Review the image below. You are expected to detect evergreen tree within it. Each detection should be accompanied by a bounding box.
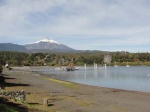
[0,65,3,74]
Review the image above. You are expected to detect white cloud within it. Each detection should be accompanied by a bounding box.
[0,0,150,52]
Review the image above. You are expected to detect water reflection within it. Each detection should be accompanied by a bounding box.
[84,71,86,79]
[94,70,98,79]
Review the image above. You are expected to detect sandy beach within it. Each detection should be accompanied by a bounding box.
[1,67,150,112]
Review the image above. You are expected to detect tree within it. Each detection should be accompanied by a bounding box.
[0,65,3,74]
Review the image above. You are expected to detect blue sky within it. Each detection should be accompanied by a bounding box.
[0,0,150,52]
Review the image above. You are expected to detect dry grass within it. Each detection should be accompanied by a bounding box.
[40,76,79,89]
[107,105,128,112]
[77,99,91,107]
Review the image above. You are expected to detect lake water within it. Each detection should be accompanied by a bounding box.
[35,66,150,92]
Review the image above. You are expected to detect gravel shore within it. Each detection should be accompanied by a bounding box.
[1,67,150,112]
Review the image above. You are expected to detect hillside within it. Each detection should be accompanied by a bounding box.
[0,43,27,52]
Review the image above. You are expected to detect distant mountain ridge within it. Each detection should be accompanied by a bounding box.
[0,43,28,52]
[0,37,76,53]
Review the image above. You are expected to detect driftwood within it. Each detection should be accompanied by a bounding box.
[43,98,51,106]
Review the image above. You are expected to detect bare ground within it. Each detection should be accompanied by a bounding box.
[1,67,150,112]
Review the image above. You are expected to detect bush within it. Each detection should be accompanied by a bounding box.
[0,104,16,112]
[0,65,3,74]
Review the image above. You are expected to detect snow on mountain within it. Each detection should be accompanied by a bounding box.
[31,37,59,45]
[24,37,76,52]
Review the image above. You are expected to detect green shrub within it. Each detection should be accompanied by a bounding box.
[0,104,16,112]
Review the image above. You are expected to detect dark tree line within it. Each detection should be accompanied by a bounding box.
[0,51,150,67]
[0,65,2,74]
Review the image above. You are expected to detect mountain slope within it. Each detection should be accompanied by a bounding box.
[0,37,76,53]
[24,37,75,52]
[0,43,28,52]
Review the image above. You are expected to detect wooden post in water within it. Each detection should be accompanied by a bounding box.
[94,63,98,70]
[84,64,86,70]
[96,64,97,70]
[104,64,107,69]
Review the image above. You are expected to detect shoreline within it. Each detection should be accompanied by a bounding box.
[41,74,150,94]
[2,67,150,112]
[14,66,150,93]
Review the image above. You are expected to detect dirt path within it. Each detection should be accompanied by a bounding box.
[1,67,150,112]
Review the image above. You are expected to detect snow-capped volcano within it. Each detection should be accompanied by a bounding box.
[24,37,75,52]
[32,37,59,45]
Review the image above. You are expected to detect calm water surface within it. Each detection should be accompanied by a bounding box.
[36,66,150,92]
